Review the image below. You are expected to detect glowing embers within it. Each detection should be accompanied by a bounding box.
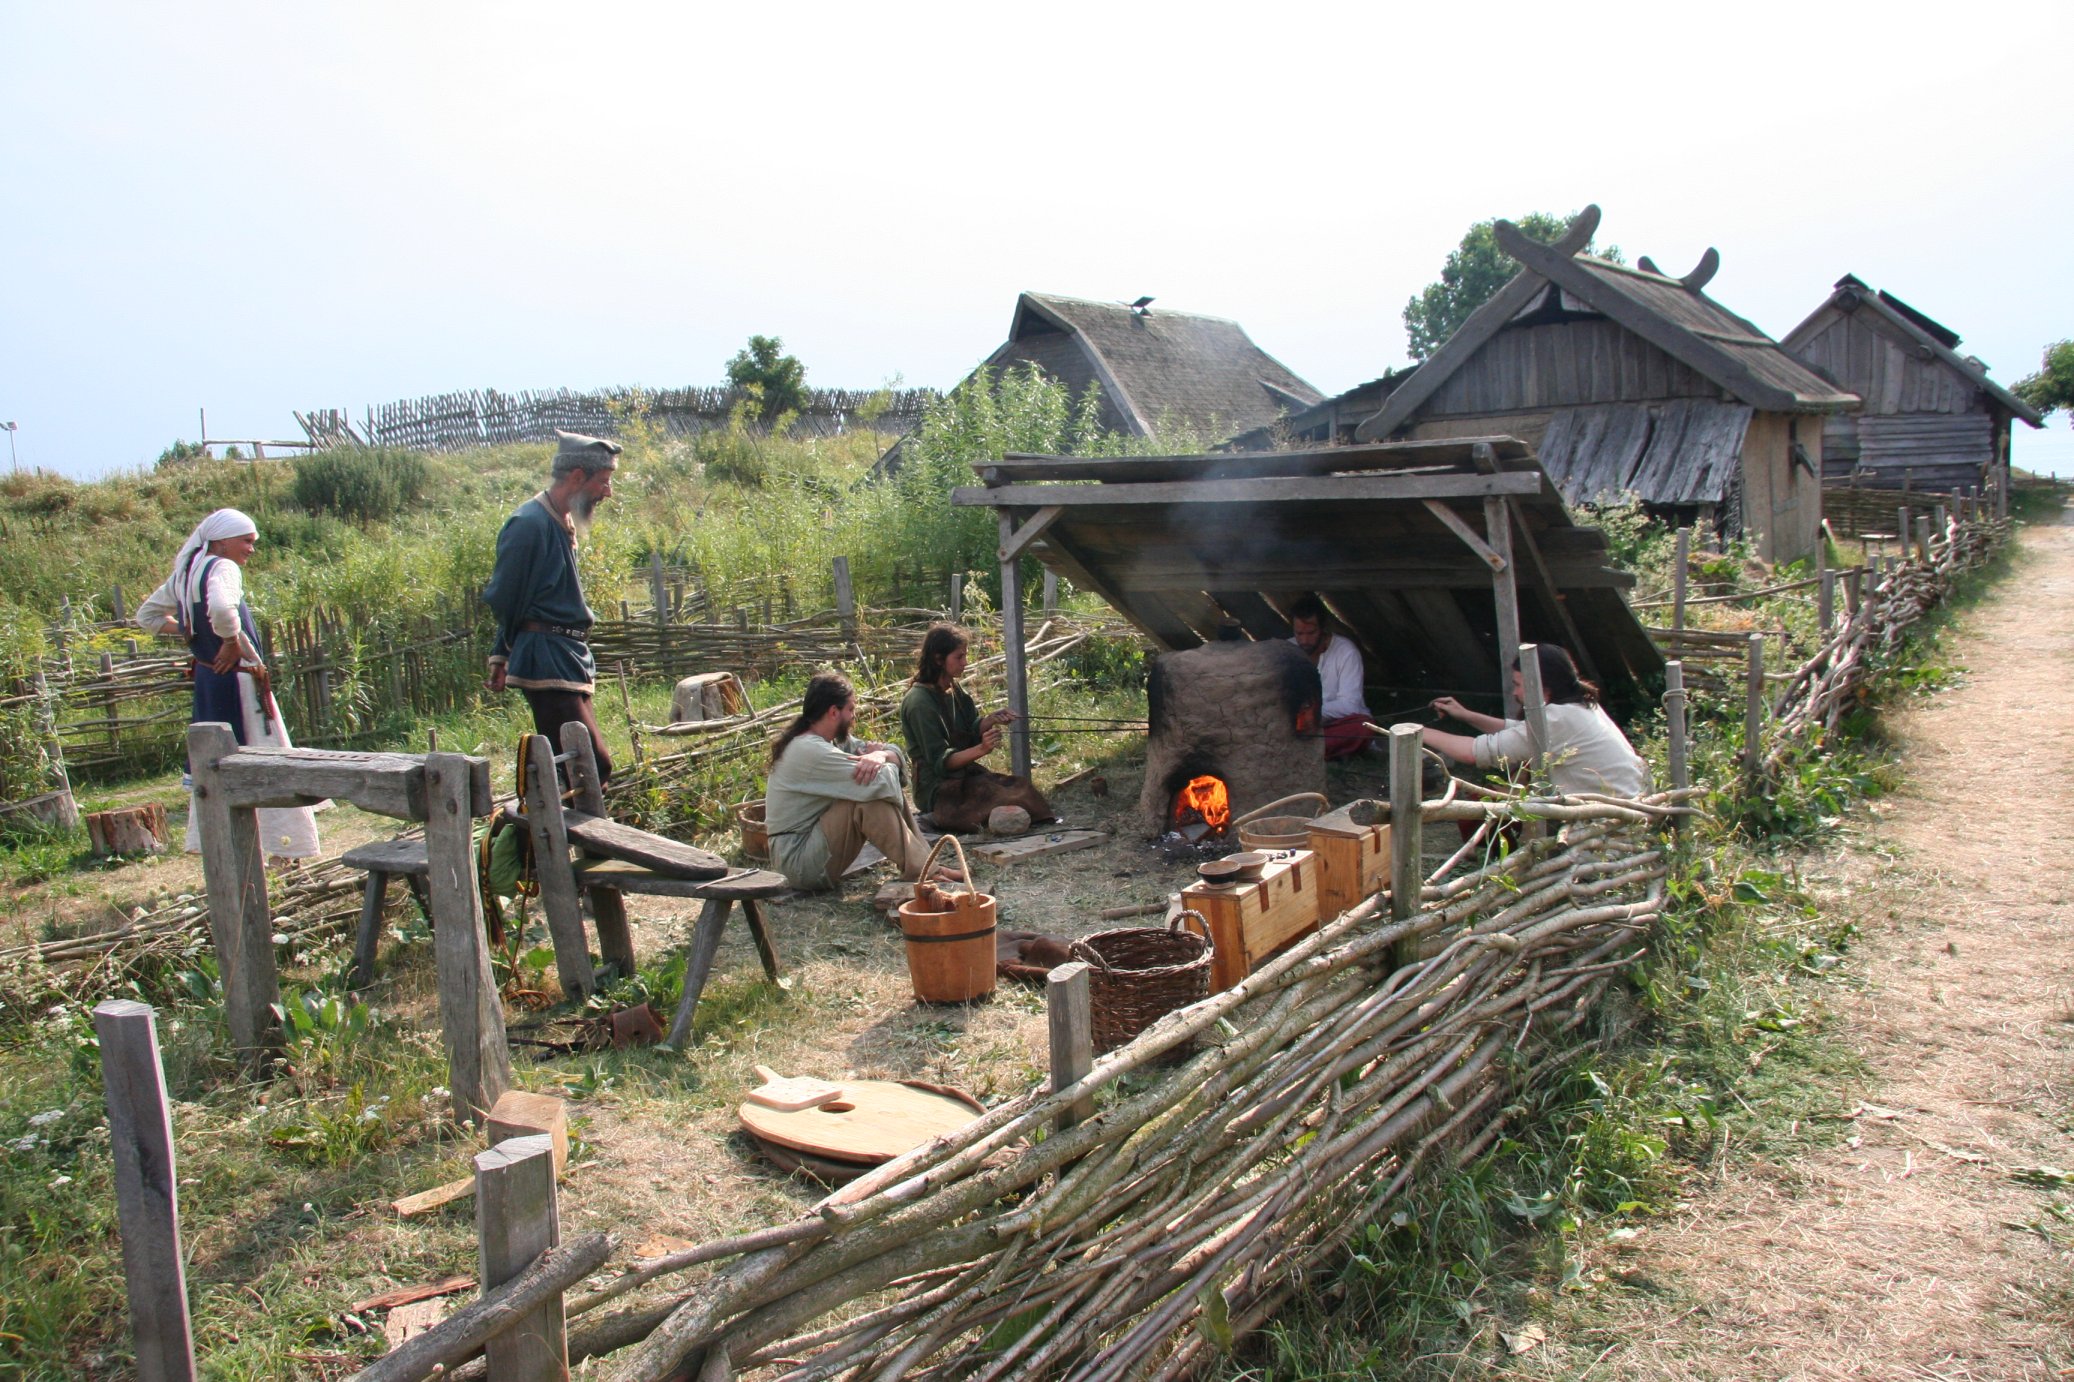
[1170,774,1231,841]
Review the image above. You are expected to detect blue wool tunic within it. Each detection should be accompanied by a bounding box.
[483,496,597,693]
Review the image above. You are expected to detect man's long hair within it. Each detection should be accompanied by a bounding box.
[912,623,968,687]
[1516,644,1600,707]
[770,672,855,767]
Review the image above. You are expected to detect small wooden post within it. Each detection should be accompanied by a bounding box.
[648,552,668,629]
[426,751,512,1124]
[1915,515,1931,562]
[188,722,279,1066]
[999,515,1031,780]
[1483,497,1521,721]
[1042,570,1058,615]
[832,556,856,643]
[1818,566,1836,636]
[521,735,596,1000]
[476,1134,566,1381]
[101,651,120,756]
[1664,661,1689,807]
[1896,507,1911,560]
[1672,527,1691,635]
[94,1000,198,1382]
[1742,634,1766,789]
[1387,724,1424,966]
[950,572,965,623]
[33,671,73,806]
[1047,961,1094,1131]
[561,722,636,978]
[111,582,127,622]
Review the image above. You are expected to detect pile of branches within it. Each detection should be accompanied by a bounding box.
[377,793,1671,1382]
[1766,509,2005,769]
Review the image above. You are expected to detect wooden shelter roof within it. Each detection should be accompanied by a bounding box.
[1782,274,2045,427]
[1355,207,1857,446]
[952,437,1663,710]
[989,292,1324,440]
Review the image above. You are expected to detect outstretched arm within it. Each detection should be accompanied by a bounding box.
[1430,696,1506,735]
[1421,726,1479,766]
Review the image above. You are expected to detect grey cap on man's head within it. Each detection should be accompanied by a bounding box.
[552,430,623,475]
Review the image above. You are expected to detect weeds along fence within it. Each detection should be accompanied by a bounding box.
[312,386,941,454]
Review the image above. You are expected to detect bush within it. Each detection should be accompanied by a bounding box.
[290,448,431,524]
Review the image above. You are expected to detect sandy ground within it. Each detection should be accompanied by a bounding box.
[1535,520,2074,1380]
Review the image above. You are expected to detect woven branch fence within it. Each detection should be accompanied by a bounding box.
[317,386,940,455]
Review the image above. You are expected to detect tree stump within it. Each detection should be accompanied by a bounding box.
[87,804,169,858]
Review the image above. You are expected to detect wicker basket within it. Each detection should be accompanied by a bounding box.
[1071,912,1215,1054]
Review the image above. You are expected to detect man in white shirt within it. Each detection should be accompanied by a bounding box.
[764,672,943,891]
[1289,594,1375,760]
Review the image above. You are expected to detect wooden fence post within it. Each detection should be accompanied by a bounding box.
[1672,527,1691,636]
[1047,961,1094,1131]
[101,651,120,758]
[93,1000,198,1382]
[1896,506,1911,560]
[1664,661,1689,809]
[998,517,1031,780]
[33,670,73,807]
[1818,566,1836,637]
[188,722,279,1066]
[950,572,965,623]
[832,557,856,645]
[426,751,513,1124]
[1915,514,1932,562]
[521,735,596,1000]
[649,552,668,630]
[476,1134,566,1380]
[1042,570,1058,616]
[1388,723,1424,966]
[1742,633,1765,790]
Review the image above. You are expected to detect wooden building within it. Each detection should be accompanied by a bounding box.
[971,292,1323,443]
[1782,274,2044,494]
[950,438,1662,778]
[1265,208,1857,564]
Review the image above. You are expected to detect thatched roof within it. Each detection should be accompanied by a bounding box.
[1782,274,2045,428]
[984,293,1323,443]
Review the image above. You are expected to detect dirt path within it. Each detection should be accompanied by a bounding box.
[1550,521,2074,1379]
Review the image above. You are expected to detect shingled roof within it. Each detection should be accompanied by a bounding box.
[1782,274,2045,427]
[983,292,1323,443]
[1354,207,1856,445]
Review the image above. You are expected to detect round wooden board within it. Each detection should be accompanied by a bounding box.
[738,1080,982,1164]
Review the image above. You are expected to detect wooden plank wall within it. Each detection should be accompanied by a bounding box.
[1422,320,1724,417]
[1791,311,1982,417]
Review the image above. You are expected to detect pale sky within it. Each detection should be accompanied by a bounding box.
[5,1,2072,480]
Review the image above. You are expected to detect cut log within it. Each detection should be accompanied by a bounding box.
[487,1091,570,1175]
[86,804,169,858]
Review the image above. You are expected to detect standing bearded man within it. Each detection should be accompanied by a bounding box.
[484,430,621,783]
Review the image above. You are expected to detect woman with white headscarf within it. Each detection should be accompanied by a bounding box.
[137,508,321,858]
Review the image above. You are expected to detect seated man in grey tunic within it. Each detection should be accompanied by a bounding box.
[764,672,943,891]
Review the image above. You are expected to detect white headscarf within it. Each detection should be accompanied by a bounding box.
[166,508,259,616]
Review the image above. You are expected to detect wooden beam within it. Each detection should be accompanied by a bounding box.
[978,438,1534,485]
[951,472,1542,510]
[215,747,490,821]
[1422,500,1506,571]
[998,506,1063,563]
[999,512,1031,780]
[521,736,597,1001]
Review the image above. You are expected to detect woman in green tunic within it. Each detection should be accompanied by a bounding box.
[899,624,1051,832]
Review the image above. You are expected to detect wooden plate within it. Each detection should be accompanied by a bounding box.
[738,1080,982,1165]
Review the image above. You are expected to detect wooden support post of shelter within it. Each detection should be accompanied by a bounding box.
[521,735,597,999]
[998,513,1032,780]
[1047,961,1094,1131]
[1388,724,1423,968]
[94,1000,198,1382]
[1484,498,1521,721]
[1672,527,1690,635]
[1042,570,1058,615]
[188,722,280,1066]
[476,1134,566,1381]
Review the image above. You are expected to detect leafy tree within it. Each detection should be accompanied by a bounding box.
[1403,212,1623,362]
[724,335,809,425]
[2013,340,2074,425]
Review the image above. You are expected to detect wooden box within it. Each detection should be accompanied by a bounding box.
[1182,850,1320,993]
[1307,810,1391,920]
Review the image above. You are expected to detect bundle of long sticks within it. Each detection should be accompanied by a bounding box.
[377,795,1672,1382]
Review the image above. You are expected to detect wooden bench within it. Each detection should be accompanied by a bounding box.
[341,836,431,990]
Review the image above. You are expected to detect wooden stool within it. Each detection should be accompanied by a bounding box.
[570,859,790,1048]
[341,837,431,989]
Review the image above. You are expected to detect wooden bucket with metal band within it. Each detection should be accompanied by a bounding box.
[897,835,997,1003]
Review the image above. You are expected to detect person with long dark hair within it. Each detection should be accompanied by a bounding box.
[1421,644,1647,798]
[764,672,940,890]
[899,623,1051,832]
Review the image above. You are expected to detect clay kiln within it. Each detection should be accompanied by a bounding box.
[1138,640,1325,835]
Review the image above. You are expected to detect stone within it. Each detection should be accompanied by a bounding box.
[987,805,1032,836]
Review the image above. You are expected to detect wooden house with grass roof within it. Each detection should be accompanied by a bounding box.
[1322,207,1858,565]
[1782,274,2044,496]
